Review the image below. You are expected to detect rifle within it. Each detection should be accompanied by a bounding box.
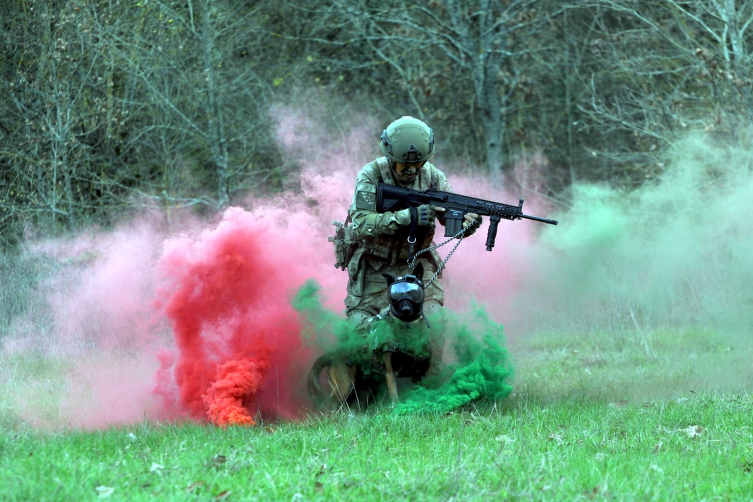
[376,183,558,252]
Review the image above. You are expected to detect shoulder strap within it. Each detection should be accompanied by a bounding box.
[371,160,384,185]
[408,206,418,260]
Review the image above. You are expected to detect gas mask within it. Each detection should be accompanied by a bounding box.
[383,263,426,324]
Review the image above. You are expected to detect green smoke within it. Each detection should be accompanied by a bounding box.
[293,281,514,412]
[394,305,514,414]
[291,280,343,348]
[292,279,432,362]
[515,133,753,337]
[292,280,367,368]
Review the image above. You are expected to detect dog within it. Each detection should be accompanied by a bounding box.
[308,263,432,408]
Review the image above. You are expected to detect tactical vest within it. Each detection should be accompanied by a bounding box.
[359,158,441,267]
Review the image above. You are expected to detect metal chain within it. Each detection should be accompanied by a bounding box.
[407,219,478,288]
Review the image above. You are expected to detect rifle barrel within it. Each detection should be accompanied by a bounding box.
[521,214,558,225]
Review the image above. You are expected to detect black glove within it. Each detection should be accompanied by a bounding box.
[416,204,436,227]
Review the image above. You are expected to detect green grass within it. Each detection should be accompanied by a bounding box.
[0,395,751,501]
[511,327,753,402]
[1,327,752,501]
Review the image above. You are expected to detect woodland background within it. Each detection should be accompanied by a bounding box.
[2,0,752,246]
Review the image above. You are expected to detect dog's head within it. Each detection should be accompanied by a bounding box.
[382,262,425,323]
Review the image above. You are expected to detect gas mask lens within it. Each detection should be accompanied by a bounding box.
[387,275,425,323]
[389,281,424,304]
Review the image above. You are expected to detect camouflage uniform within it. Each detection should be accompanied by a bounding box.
[345,156,452,321]
[344,156,452,372]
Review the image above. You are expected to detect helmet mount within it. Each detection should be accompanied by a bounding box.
[380,116,435,165]
[403,143,422,163]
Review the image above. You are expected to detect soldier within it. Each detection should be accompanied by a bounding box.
[344,116,480,376]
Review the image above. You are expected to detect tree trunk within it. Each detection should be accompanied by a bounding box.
[52,59,76,227]
[722,0,743,69]
[201,0,230,208]
[477,1,505,178]
[479,71,505,177]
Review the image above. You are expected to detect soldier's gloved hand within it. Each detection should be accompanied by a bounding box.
[463,213,482,236]
[416,204,437,227]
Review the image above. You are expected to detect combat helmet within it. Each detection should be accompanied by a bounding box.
[380,116,434,164]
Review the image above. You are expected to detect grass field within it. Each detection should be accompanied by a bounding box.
[1,326,751,501]
[2,133,752,500]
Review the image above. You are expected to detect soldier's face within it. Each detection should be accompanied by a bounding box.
[395,161,425,182]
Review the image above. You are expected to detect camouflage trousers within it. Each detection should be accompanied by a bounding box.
[344,251,445,376]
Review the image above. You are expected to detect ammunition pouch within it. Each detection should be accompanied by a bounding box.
[329,218,359,271]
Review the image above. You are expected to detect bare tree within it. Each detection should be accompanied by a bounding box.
[579,0,753,177]
[292,0,564,180]
[0,0,119,238]
[103,0,279,210]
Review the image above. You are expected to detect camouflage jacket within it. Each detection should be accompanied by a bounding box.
[348,157,452,268]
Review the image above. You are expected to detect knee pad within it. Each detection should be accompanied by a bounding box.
[347,309,372,331]
[423,300,443,316]
[423,300,446,337]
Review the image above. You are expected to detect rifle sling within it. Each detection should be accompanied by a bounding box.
[408,206,418,259]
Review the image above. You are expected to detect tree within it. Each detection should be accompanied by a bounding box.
[0,0,126,241]
[288,0,564,181]
[109,0,280,209]
[578,0,753,183]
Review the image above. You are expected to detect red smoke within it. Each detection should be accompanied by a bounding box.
[3,103,556,429]
[154,207,312,425]
[152,113,554,427]
[203,358,269,427]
